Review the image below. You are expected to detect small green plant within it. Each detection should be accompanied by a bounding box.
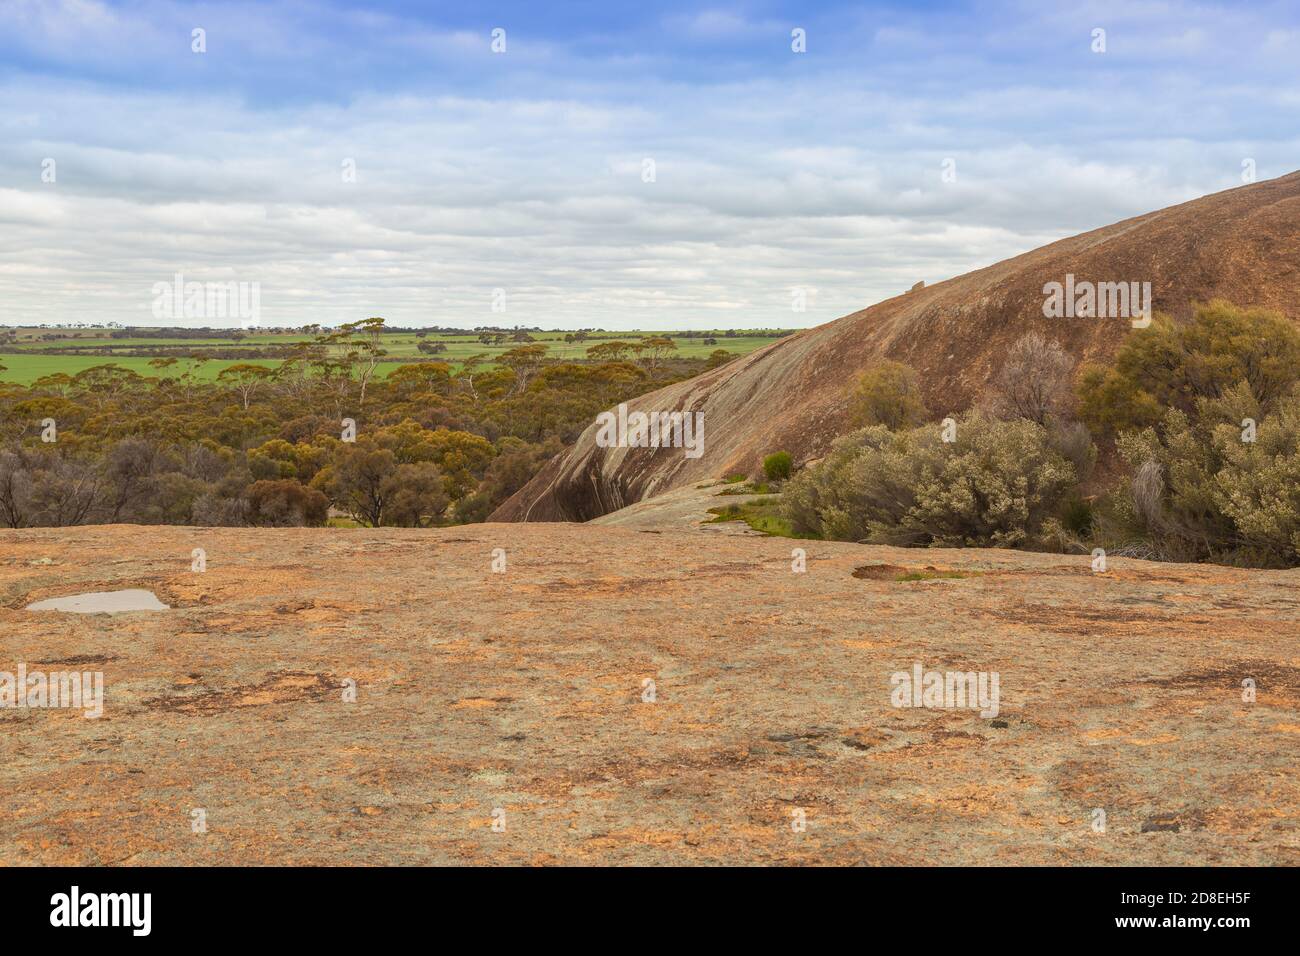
[723,474,747,484]
[894,569,975,582]
[718,480,772,495]
[763,450,793,481]
[705,496,811,538]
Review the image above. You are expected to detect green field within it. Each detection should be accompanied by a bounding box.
[0,352,280,384]
[0,329,786,386]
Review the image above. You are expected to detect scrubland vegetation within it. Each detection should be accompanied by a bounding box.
[780,301,1300,568]
[7,303,1300,568]
[0,321,749,529]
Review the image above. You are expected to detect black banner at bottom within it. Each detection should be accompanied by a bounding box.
[0,865,1282,941]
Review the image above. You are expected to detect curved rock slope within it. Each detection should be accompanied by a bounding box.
[494,172,1300,522]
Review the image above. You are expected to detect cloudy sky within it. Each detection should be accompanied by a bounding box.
[1,0,1296,330]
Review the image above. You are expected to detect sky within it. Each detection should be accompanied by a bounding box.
[0,0,1297,330]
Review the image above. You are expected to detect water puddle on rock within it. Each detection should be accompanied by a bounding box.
[25,589,170,614]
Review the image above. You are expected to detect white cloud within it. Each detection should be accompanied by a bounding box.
[0,0,1294,329]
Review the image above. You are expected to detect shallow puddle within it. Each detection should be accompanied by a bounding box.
[25,589,170,613]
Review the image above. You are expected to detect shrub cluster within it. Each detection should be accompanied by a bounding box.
[784,415,1077,547]
[1112,384,1300,566]
[787,300,1300,567]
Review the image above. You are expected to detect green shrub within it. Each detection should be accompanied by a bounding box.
[762,450,793,481]
[1058,495,1094,536]
[705,349,735,370]
[1078,300,1300,438]
[1115,384,1300,566]
[849,360,928,430]
[783,413,1079,548]
[245,479,329,527]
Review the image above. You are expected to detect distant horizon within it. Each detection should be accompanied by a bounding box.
[1,321,803,332]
